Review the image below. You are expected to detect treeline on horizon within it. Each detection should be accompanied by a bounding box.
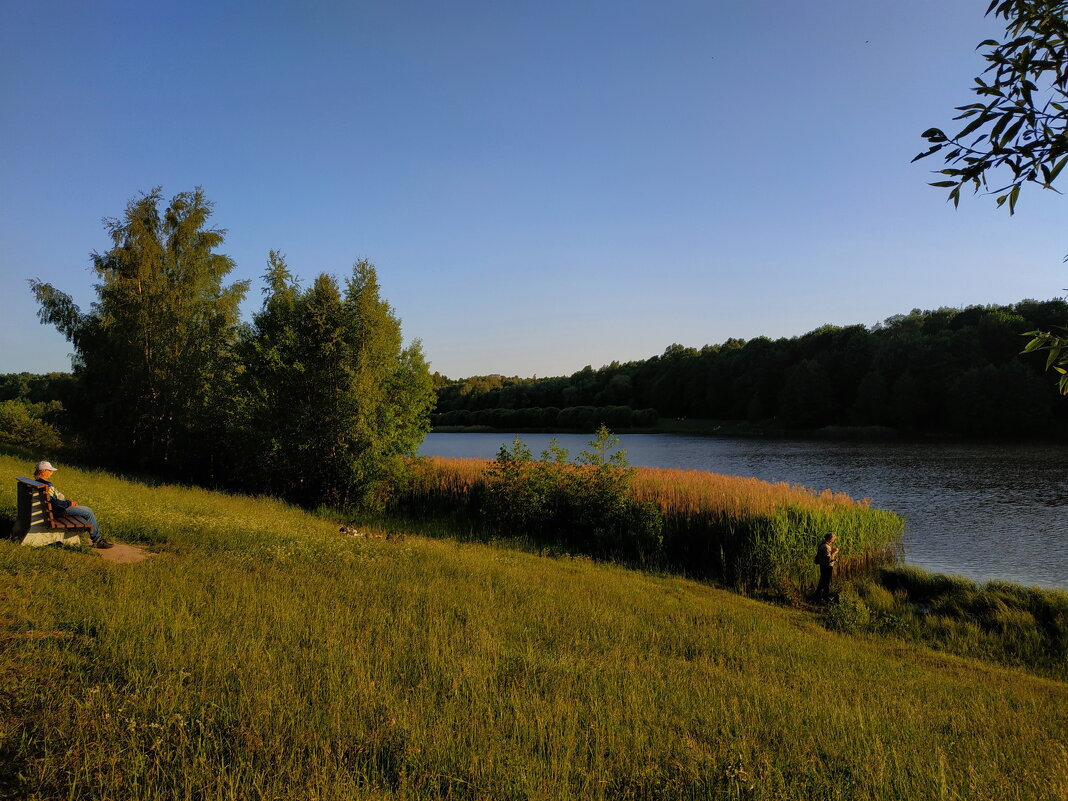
[433,299,1068,437]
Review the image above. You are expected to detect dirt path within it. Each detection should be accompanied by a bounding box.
[97,542,155,564]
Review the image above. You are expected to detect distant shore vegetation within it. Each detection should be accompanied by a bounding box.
[431,299,1068,439]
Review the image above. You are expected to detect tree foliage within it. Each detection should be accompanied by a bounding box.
[0,400,63,452]
[30,188,248,473]
[1021,325,1068,391]
[433,301,1068,437]
[915,2,1068,392]
[236,254,434,509]
[915,1,1068,212]
[27,189,433,507]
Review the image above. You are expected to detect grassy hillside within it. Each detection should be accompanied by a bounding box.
[0,455,1065,800]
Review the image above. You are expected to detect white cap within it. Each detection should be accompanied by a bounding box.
[34,461,57,473]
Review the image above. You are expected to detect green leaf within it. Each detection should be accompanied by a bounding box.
[956,112,992,139]
[1001,116,1026,147]
[1048,154,1068,183]
[1021,333,1047,352]
[911,144,944,163]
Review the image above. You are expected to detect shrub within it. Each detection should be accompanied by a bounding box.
[481,428,664,564]
[394,451,903,592]
[0,399,63,452]
[824,588,871,633]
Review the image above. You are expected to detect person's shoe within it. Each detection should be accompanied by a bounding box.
[93,539,114,549]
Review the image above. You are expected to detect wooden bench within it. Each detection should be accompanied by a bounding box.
[12,477,93,547]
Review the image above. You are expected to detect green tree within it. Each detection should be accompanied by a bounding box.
[778,359,835,428]
[232,251,314,498]
[850,370,891,427]
[915,2,1068,391]
[237,257,434,509]
[29,187,248,474]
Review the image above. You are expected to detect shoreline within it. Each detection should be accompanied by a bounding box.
[431,420,1068,444]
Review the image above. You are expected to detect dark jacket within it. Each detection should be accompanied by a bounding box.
[38,479,72,511]
[815,541,838,567]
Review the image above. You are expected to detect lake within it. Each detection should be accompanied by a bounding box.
[419,432,1068,590]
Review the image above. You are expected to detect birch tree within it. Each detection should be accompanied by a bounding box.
[30,187,248,474]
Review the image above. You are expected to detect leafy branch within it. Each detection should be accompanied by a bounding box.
[1022,326,1068,392]
[915,1,1068,213]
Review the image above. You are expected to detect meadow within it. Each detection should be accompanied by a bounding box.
[1,454,1066,800]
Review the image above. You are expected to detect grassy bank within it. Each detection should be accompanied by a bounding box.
[1,455,1066,800]
[843,567,1068,680]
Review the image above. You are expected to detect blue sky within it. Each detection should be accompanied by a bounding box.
[2,0,1065,379]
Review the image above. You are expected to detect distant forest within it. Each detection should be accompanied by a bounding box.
[432,299,1068,437]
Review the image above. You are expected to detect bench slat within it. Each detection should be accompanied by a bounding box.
[52,516,92,530]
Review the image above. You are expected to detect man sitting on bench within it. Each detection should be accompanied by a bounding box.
[33,461,112,549]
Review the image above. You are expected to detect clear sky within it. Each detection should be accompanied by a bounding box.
[2,0,1066,379]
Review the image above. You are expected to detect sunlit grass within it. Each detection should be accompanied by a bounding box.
[847,565,1068,680]
[0,454,1065,800]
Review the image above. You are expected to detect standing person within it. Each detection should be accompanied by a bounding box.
[814,532,839,601]
[33,461,112,549]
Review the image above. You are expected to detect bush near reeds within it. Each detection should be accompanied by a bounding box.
[480,432,664,564]
[393,439,904,593]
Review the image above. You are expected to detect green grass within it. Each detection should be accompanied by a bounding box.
[841,566,1068,680]
[1,454,1066,800]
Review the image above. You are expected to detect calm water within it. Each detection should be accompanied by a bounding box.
[420,433,1068,590]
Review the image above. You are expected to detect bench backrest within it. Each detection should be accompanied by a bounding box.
[16,477,47,528]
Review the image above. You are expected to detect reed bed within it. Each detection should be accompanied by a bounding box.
[397,457,904,592]
[630,467,903,588]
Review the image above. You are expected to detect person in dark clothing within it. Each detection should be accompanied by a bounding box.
[814,532,839,601]
[33,461,112,549]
